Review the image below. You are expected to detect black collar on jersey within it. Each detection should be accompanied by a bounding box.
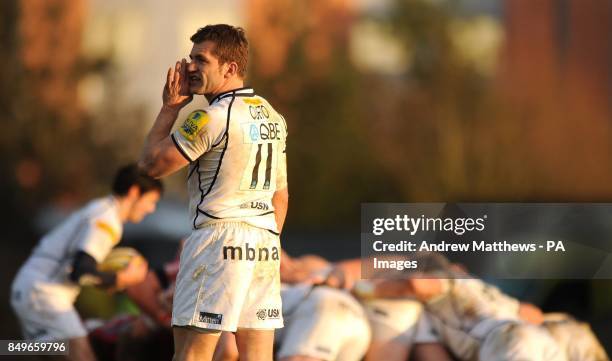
[209,86,255,105]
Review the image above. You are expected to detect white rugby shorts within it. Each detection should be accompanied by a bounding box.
[172,221,283,331]
[10,284,86,341]
[276,286,371,361]
[363,298,424,345]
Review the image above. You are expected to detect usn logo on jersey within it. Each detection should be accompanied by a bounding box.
[179,110,209,142]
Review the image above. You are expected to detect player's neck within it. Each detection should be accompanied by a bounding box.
[113,195,133,223]
[205,79,245,102]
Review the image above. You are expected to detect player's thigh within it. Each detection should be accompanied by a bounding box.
[173,326,221,361]
[212,332,239,361]
[234,328,274,361]
[365,339,411,361]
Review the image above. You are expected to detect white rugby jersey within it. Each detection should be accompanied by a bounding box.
[172,87,288,233]
[11,197,122,309]
[424,278,521,360]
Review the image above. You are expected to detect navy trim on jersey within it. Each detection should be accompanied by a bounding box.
[193,95,236,228]
[171,133,194,162]
[268,230,280,236]
[209,87,254,105]
[198,209,221,219]
[257,211,275,217]
[211,133,227,149]
[192,161,203,229]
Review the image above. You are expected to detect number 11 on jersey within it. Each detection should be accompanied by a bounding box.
[241,141,277,191]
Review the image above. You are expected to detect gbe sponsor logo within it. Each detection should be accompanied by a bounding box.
[199,312,223,325]
[256,308,280,320]
[222,243,280,261]
[246,122,282,142]
[259,122,281,140]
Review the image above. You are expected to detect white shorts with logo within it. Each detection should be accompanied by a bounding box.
[363,298,424,345]
[276,285,371,361]
[172,221,283,331]
[10,282,86,341]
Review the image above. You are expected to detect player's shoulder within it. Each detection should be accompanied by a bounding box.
[85,197,123,237]
[205,100,231,120]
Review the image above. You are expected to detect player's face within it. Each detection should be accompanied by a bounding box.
[187,41,228,96]
[127,190,160,223]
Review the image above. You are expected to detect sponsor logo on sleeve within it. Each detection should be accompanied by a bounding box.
[179,110,209,142]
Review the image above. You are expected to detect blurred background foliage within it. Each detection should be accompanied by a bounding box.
[3,0,610,228]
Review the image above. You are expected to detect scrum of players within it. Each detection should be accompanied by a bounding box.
[8,165,609,361]
[9,175,609,361]
[86,248,610,361]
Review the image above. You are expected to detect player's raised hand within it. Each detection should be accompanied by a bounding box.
[162,58,193,110]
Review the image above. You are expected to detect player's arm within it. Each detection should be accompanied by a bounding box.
[321,258,362,289]
[272,187,288,233]
[353,278,449,301]
[70,251,116,287]
[77,218,148,289]
[125,270,172,326]
[273,116,289,233]
[139,59,193,178]
[70,251,147,290]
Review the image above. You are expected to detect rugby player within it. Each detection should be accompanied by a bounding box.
[139,24,289,361]
[542,313,609,361]
[212,251,370,361]
[10,164,162,361]
[315,257,454,361]
[352,275,568,361]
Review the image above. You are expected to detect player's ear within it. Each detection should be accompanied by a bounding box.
[224,62,239,78]
[126,185,142,200]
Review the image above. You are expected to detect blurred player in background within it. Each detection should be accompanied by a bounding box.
[542,313,609,361]
[313,256,454,361]
[10,164,163,361]
[351,274,570,361]
[139,24,289,361]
